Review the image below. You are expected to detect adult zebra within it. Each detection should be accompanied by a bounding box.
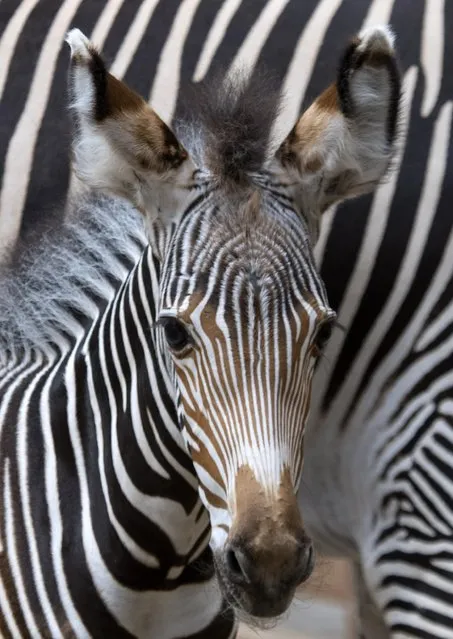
[1,2,453,639]
[0,19,402,639]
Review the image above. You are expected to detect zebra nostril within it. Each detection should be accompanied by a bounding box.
[225,546,251,584]
[297,542,315,584]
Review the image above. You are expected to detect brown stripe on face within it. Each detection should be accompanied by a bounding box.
[173,289,322,498]
[177,369,228,510]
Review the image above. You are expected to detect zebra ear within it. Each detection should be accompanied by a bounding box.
[276,25,401,215]
[65,29,194,220]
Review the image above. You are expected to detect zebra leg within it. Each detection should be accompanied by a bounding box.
[353,562,389,639]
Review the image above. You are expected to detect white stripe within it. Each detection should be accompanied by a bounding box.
[227,0,291,75]
[374,403,435,481]
[192,0,242,81]
[109,0,160,78]
[377,558,453,600]
[119,285,170,480]
[0,573,22,639]
[0,352,38,552]
[339,101,453,432]
[310,67,418,423]
[313,204,337,264]
[85,301,161,566]
[421,0,444,117]
[274,0,342,140]
[40,354,91,636]
[361,0,396,29]
[146,408,198,489]
[439,399,453,418]
[415,297,453,351]
[17,358,63,638]
[90,0,126,50]
[0,0,41,99]
[0,0,84,253]
[149,0,203,122]
[3,459,41,637]
[372,324,453,435]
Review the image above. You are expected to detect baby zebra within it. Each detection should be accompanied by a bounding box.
[0,26,400,638]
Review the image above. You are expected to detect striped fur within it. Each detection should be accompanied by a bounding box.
[1,2,453,638]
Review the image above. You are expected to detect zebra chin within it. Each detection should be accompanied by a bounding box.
[213,533,314,622]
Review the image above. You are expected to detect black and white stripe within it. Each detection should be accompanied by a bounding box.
[1,1,453,638]
[0,194,238,638]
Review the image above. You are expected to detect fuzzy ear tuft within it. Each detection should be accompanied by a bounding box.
[66,29,194,221]
[276,25,401,232]
[65,28,92,60]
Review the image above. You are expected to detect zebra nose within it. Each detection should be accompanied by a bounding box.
[223,534,314,615]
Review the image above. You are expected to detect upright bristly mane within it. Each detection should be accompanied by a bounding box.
[0,195,146,353]
[176,70,282,189]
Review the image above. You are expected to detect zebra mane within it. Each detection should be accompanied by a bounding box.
[0,194,146,353]
[176,69,282,188]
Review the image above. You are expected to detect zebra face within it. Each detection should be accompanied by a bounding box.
[67,24,400,622]
[157,191,334,617]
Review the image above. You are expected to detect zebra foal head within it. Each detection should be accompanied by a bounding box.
[66,26,400,621]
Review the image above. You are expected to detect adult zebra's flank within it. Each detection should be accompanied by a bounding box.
[0,25,400,639]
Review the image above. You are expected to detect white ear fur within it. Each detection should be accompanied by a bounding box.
[276,25,401,240]
[66,29,195,223]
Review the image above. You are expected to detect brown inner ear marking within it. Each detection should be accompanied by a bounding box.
[81,45,189,173]
[104,72,144,117]
[315,83,338,112]
[106,76,188,173]
[276,126,300,168]
[125,108,188,172]
[277,82,340,172]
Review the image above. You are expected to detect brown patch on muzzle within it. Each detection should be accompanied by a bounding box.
[222,465,313,618]
[230,465,306,559]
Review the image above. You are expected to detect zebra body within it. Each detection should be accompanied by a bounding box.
[301,267,453,638]
[301,142,453,637]
[0,18,403,637]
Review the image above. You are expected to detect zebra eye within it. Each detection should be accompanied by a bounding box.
[160,318,191,352]
[313,321,333,354]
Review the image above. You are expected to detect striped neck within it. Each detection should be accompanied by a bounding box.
[75,245,211,579]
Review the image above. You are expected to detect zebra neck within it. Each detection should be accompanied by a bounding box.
[74,246,211,576]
